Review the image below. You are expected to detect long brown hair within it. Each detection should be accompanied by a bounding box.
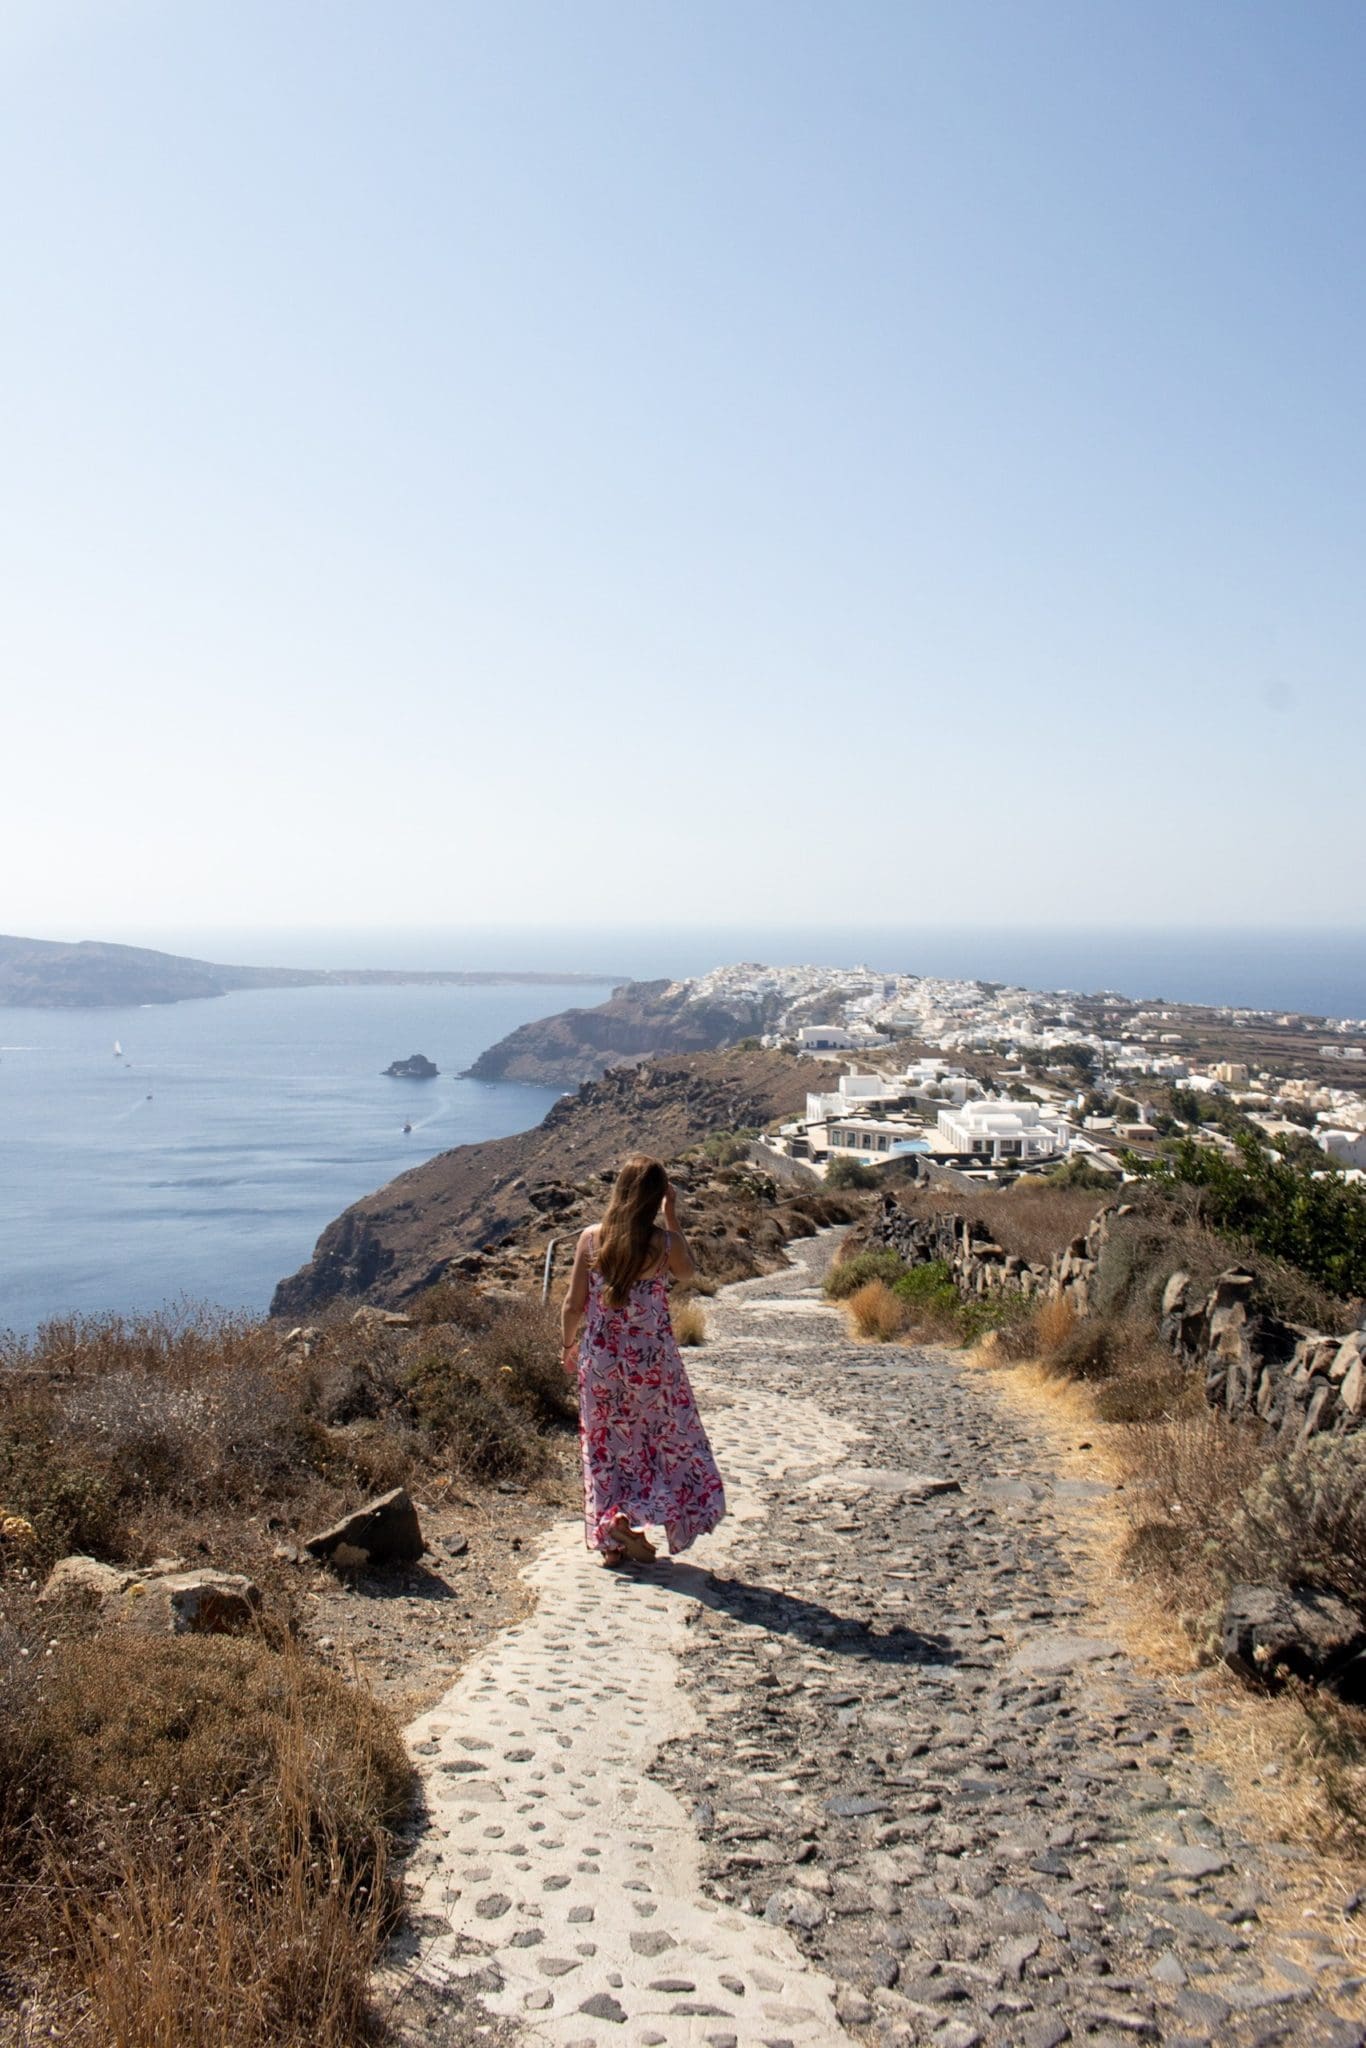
[595,1154,668,1307]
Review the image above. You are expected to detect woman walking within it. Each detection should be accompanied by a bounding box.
[560,1155,726,1567]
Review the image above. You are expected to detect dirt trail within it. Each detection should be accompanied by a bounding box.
[385,1235,1366,2048]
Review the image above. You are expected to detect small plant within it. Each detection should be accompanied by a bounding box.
[824,1157,880,1190]
[1030,1294,1077,1358]
[846,1281,907,1342]
[672,1300,707,1347]
[824,1249,907,1300]
[891,1260,960,1324]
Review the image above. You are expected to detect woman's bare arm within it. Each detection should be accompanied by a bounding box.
[663,1183,697,1280]
[560,1229,594,1369]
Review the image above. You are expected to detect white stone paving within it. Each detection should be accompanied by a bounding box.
[398,1257,862,2048]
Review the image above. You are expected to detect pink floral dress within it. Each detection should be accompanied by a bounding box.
[577,1229,726,1555]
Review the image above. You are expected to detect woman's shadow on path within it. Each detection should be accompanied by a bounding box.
[640,1558,958,1667]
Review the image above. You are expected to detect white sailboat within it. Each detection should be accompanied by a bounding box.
[113,1039,123,1057]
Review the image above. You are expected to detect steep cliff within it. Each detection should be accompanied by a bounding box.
[271,1047,820,1317]
[462,978,777,1088]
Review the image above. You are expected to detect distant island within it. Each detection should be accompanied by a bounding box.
[0,934,614,1010]
[384,1053,439,1079]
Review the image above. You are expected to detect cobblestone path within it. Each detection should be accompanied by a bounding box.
[396,1234,1366,2048]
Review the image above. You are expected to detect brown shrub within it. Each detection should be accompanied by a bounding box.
[886,1183,1107,1267]
[0,1292,576,1571]
[1227,1436,1366,1610]
[0,1631,413,2046]
[1047,1320,1122,1381]
[672,1300,707,1347]
[1093,1203,1348,1332]
[1031,1294,1077,1358]
[1093,1358,1191,1425]
[1117,1407,1271,1622]
[846,1281,908,1343]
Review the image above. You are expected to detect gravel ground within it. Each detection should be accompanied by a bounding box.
[650,1233,1366,2048]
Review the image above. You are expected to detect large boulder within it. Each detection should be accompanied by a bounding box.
[304,1486,424,1567]
[1220,1582,1366,1700]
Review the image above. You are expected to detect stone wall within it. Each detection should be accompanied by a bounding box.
[869,1192,1365,1444]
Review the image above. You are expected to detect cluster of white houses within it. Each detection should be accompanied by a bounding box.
[774,1059,1078,1173]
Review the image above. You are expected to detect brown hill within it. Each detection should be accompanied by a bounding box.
[271,1047,823,1317]
[462,977,780,1087]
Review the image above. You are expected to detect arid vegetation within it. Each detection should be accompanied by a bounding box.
[0,1289,577,2044]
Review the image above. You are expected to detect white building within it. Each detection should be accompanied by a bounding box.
[795,1026,860,1052]
[934,1100,1067,1163]
[805,1071,906,1125]
[824,1114,931,1162]
[1318,1129,1366,1171]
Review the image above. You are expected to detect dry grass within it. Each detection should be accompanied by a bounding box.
[887,1181,1108,1266]
[0,1627,412,2046]
[965,1346,1366,1932]
[0,1294,574,1577]
[1093,1200,1350,1332]
[845,1280,908,1342]
[0,1288,580,2045]
[672,1300,707,1347]
[1030,1293,1077,1357]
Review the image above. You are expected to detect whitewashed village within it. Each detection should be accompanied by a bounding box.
[665,962,1366,1184]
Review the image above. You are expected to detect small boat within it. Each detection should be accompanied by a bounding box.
[113,1040,122,1057]
[403,1120,413,1134]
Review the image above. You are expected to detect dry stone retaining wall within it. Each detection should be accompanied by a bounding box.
[869,1193,1366,1445]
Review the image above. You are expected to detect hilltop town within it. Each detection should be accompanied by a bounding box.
[703,962,1366,1178]
[478,959,1366,1185]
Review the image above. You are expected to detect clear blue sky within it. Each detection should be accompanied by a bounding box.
[3,1,1363,935]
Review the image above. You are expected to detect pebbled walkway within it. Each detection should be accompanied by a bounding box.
[393,1234,1366,2048]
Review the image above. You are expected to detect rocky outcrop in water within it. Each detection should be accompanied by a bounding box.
[384,1053,438,1078]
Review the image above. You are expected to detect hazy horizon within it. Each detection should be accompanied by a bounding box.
[12,918,1364,1021]
[4,3,1364,931]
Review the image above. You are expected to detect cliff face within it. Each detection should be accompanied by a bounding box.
[462,979,777,1088]
[271,1047,821,1317]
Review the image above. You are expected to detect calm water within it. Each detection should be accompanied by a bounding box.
[0,981,613,1336]
[8,923,1366,1336]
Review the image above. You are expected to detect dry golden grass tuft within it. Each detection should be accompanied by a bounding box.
[672,1299,707,1347]
[1030,1293,1077,1358]
[846,1280,908,1343]
[0,1629,413,2046]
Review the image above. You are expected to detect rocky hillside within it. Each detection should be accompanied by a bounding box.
[462,977,780,1088]
[271,1047,828,1316]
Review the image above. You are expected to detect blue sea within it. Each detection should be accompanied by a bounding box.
[0,980,613,1338]
[5,922,1365,1337]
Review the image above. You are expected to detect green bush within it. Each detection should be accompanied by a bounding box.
[824,1157,880,1190]
[1126,1131,1366,1301]
[701,1128,758,1167]
[892,1260,959,1317]
[824,1249,907,1299]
